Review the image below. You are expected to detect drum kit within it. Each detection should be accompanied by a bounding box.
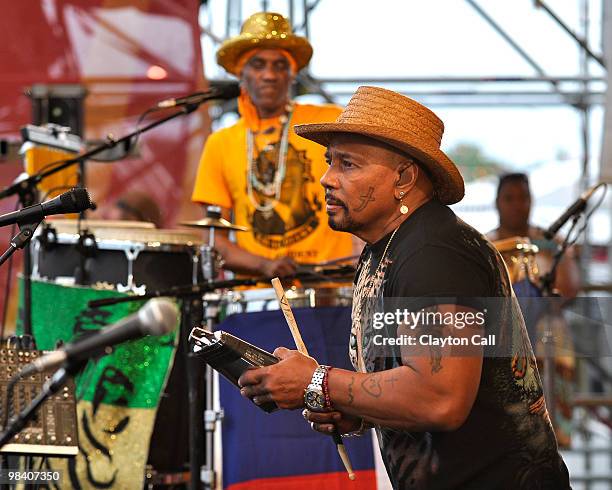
[29,205,356,490]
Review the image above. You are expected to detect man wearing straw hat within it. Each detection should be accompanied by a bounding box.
[192,12,353,277]
[239,87,570,489]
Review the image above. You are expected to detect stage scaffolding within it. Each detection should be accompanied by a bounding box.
[199,1,612,488]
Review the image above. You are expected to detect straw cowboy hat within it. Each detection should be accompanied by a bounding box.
[294,86,465,204]
[217,12,313,76]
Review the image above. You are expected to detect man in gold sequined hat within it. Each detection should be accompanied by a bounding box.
[192,12,354,277]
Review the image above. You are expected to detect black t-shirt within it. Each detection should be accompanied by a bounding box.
[350,200,570,490]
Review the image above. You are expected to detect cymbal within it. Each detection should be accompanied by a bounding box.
[180,218,250,232]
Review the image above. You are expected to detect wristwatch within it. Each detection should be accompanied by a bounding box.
[304,365,327,412]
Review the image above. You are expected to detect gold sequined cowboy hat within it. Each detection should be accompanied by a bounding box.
[217,12,313,76]
[294,86,465,205]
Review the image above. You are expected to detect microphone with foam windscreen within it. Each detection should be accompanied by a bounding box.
[156,82,241,108]
[21,298,179,374]
[0,187,93,228]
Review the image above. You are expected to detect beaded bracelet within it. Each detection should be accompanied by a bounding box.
[321,365,333,411]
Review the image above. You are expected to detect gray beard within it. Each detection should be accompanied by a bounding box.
[328,215,360,234]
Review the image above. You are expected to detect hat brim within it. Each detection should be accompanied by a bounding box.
[217,35,313,76]
[294,123,464,205]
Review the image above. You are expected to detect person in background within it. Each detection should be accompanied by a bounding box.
[106,191,163,228]
[488,172,580,448]
[487,172,580,298]
[191,12,354,278]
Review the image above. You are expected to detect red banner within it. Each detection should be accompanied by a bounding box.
[0,0,210,329]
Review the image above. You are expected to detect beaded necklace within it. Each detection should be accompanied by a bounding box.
[246,104,294,217]
[354,226,399,372]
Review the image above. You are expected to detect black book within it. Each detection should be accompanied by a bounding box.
[189,327,279,413]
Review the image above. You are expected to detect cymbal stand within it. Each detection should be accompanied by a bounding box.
[200,206,224,490]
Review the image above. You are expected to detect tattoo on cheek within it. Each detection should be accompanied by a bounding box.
[353,186,375,212]
[348,376,355,405]
[361,374,382,398]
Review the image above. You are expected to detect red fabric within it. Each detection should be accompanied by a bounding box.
[0,0,209,329]
[227,470,377,490]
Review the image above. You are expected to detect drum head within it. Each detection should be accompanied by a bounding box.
[492,236,540,286]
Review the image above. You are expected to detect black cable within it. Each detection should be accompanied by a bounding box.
[31,158,71,177]
[131,107,156,153]
[565,183,608,249]
[33,456,46,490]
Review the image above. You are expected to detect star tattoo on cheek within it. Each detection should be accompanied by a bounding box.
[353,186,375,212]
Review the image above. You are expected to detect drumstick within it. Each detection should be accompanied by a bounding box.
[271,277,356,481]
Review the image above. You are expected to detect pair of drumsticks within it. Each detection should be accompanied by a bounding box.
[270,278,356,480]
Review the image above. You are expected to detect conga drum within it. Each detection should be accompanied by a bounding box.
[492,236,540,294]
[29,220,204,488]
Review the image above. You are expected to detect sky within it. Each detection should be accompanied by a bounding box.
[199,0,611,247]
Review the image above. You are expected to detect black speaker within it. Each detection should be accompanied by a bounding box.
[28,84,87,137]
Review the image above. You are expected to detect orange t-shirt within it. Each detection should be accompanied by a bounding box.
[192,103,352,263]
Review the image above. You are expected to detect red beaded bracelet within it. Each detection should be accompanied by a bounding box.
[322,365,333,411]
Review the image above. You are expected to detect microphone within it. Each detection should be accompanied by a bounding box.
[543,183,602,239]
[0,187,93,228]
[157,82,241,108]
[23,298,179,374]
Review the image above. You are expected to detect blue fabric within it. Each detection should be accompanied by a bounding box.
[513,279,544,345]
[218,306,375,487]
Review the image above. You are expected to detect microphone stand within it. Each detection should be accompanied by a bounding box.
[0,101,204,338]
[87,278,260,308]
[86,265,357,309]
[0,221,41,268]
[0,219,42,338]
[0,103,204,203]
[539,214,580,426]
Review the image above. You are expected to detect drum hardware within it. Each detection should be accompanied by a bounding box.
[314,254,361,266]
[75,229,96,257]
[144,467,191,488]
[87,277,258,308]
[115,245,147,295]
[21,124,82,154]
[74,228,97,286]
[199,205,223,490]
[222,286,354,316]
[180,218,250,233]
[37,223,58,250]
[492,236,540,286]
[294,264,356,285]
[32,221,203,293]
